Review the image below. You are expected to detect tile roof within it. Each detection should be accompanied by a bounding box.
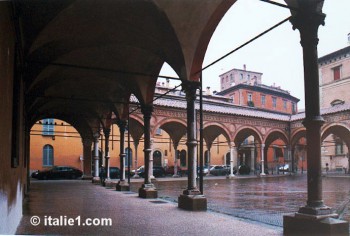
[131,94,350,122]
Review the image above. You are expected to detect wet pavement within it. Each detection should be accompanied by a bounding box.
[17,179,282,235]
[16,174,350,235]
[130,174,350,228]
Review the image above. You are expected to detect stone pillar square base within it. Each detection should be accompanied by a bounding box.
[284,214,349,235]
[178,194,207,211]
[139,184,157,198]
[116,180,130,191]
[82,175,93,180]
[92,177,100,184]
[105,180,116,188]
[226,174,235,179]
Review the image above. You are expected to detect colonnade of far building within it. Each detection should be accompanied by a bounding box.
[30,113,350,178]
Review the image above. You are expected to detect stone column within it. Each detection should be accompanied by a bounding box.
[103,128,111,185]
[116,120,129,191]
[92,133,100,183]
[261,143,266,176]
[207,148,212,175]
[284,3,348,235]
[149,138,155,179]
[178,81,207,211]
[139,105,157,198]
[82,138,93,180]
[173,143,180,178]
[250,147,255,173]
[133,141,140,178]
[228,142,236,179]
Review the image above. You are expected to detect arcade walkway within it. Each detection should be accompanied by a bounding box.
[16,180,282,235]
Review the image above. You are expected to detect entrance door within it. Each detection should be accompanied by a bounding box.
[153,150,162,166]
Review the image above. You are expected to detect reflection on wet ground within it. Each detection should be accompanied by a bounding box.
[130,175,350,227]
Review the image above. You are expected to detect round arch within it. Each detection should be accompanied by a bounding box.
[234,126,263,147]
[264,129,289,148]
[321,123,350,148]
[203,122,231,147]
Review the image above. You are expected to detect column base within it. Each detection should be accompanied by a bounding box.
[132,174,140,179]
[116,180,130,191]
[172,174,180,178]
[104,179,116,188]
[178,194,207,211]
[260,173,266,176]
[284,213,349,235]
[92,177,100,184]
[226,174,235,179]
[82,175,93,180]
[139,184,157,198]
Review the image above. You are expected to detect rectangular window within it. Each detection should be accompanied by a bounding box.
[292,102,296,114]
[333,66,341,80]
[283,100,287,110]
[230,95,234,104]
[43,118,54,136]
[156,128,162,135]
[247,93,252,102]
[335,142,343,155]
[230,74,234,82]
[261,95,266,106]
[272,97,277,108]
[284,147,289,160]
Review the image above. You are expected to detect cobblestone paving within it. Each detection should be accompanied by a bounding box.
[130,174,350,228]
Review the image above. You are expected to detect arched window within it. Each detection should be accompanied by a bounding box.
[43,144,54,166]
[125,148,132,167]
[153,150,162,166]
[180,150,187,167]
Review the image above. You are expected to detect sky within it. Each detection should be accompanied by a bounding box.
[159,0,350,110]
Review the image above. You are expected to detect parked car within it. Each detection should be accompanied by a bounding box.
[210,165,237,176]
[165,166,182,176]
[279,164,290,173]
[138,166,166,178]
[31,166,83,180]
[99,167,120,180]
[238,165,251,175]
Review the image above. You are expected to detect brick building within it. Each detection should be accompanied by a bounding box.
[217,67,299,114]
[318,42,350,171]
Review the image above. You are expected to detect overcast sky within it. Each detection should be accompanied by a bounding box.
[159,0,350,110]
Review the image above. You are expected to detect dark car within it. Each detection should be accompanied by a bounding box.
[99,167,120,183]
[138,166,166,178]
[238,165,251,175]
[165,166,182,176]
[31,166,83,180]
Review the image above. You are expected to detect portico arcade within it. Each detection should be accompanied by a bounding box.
[1,0,349,234]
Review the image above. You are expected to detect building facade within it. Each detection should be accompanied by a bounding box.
[217,67,299,114]
[318,44,350,171]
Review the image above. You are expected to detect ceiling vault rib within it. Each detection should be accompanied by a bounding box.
[28,61,181,81]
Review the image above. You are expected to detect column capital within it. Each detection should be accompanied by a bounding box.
[117,119,127,132]
[302,116,325,129]
[103,127,111,137]
[141,105,153,117]
[93,132,100,141]
[182,81,200,101]
[261,143,265,148]
[290,9,325,47]
[82,138,93,147]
